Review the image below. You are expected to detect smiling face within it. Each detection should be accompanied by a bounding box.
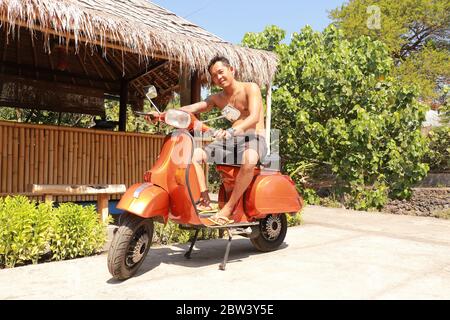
[209,61,236,88]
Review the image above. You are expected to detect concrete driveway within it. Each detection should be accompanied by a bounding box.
[1,206,450,300]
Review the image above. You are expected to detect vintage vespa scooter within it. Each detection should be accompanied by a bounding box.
[107,86,303,280]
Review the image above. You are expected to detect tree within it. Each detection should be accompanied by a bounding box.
[0,107,93,127]
[242,25,429,210]
[0,99,161,134]
[329,0,450,101]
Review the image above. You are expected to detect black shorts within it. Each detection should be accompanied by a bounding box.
[204,134,267,165]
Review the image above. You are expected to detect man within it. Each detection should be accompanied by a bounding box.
[148,56,267,225]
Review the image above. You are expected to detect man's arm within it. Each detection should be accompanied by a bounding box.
[233,83,263,135]
[180,95,215,114]
[144,96,216,124]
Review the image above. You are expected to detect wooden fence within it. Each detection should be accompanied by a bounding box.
[0,120,166,202]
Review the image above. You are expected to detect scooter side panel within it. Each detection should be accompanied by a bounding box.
[245,175,302,217]
[169,164,203,225]
[117,183,169,219]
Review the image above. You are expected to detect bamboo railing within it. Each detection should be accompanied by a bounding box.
[0,120,166,202]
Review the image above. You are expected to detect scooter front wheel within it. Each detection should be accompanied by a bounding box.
[107,212,154,280]
[251,213,287,252]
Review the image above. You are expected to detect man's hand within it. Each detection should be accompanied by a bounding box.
[214,129,233,140]
[143,112,159,124]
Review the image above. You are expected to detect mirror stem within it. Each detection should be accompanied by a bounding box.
[200,115,226,124]
[150,100,162,114]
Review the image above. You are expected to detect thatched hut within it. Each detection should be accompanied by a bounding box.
[0,0,277,201]
[0,0,277,121]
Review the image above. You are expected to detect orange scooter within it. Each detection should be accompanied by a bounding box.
[107,86,303,280]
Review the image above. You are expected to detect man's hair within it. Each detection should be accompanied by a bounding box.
[208,56,231,73]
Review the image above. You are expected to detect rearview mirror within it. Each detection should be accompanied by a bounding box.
[144,85,158,100]
[222,105,241,122]
[165,109,191,129]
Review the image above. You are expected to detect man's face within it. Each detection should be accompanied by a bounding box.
[209,62,235,88]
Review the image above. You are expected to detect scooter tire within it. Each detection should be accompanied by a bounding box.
[251,213,287,252]
[107,213,154,280]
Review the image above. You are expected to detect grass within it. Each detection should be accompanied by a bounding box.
[431,208,450,220]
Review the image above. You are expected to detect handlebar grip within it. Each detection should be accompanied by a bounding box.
[134,112,157,122]
[134,111,152,117]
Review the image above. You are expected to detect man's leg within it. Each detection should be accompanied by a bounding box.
[215,148,259,219]
[192,147,208,192]
[192,147,211,210]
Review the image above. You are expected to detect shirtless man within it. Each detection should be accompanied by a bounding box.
[180,56,267,225]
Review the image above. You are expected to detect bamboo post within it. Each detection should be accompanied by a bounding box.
[82,132,87,185]
[265,83,272,155]
[72,132,81,201]
[37,130,43,185]
[53,130,59,185]
[93,134,99,183]
[7,127,13,193]
[12,126,19,193]
[18,127,25,193]
[112,135,117,184]
[98,134,103,185]
[124,134,129,186]
[68,131,74,185]
[57,130,64,185]
[48,130,54,184]
[131,136,136,184]
[121,134,125,185]
[43,130,49,186]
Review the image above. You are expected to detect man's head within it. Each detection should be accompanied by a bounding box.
[208,56,236,88]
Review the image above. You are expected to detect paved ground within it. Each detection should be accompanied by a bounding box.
[1,205,450,300]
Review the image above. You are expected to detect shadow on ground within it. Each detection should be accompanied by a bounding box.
[107,238,288,283]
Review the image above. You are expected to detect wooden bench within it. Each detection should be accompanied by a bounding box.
[29,184,127,222]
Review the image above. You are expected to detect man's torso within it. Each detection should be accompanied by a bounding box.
[211,82,265,135]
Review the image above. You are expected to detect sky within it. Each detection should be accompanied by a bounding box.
[152,0,347,44]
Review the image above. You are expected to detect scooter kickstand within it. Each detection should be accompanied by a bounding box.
[219,228,232,271]
[185,229,200,260]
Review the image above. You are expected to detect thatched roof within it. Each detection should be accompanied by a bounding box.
[0,0,278,86]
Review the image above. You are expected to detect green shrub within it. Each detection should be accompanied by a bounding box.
[50,203,110,261]
[0,196,52,268]
[301,188,321,205]
[424,126,450,172]
[153,221,221,245]
[287,212,303,227]
[153,221,192,245]
[0,196,110,268]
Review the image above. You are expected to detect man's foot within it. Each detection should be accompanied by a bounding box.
[207,216,235,226]
[208,206,234,225]
[196,200,213,212]
[196,191,217,213]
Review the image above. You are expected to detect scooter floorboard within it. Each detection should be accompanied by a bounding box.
[199,217,258,229]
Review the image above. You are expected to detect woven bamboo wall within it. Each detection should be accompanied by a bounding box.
[0,120,165,202]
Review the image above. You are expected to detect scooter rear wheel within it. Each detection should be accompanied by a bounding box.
[251,213,287,252]
[107,213,154,280]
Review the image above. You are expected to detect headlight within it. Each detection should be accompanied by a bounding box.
[165,110,191,129]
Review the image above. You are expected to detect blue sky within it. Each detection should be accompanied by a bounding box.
[152,0,347,44]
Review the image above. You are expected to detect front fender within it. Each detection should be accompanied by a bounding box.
[117,183,169,221]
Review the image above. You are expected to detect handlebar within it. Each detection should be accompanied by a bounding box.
[134,111,228,138]
[133,111,152,117]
